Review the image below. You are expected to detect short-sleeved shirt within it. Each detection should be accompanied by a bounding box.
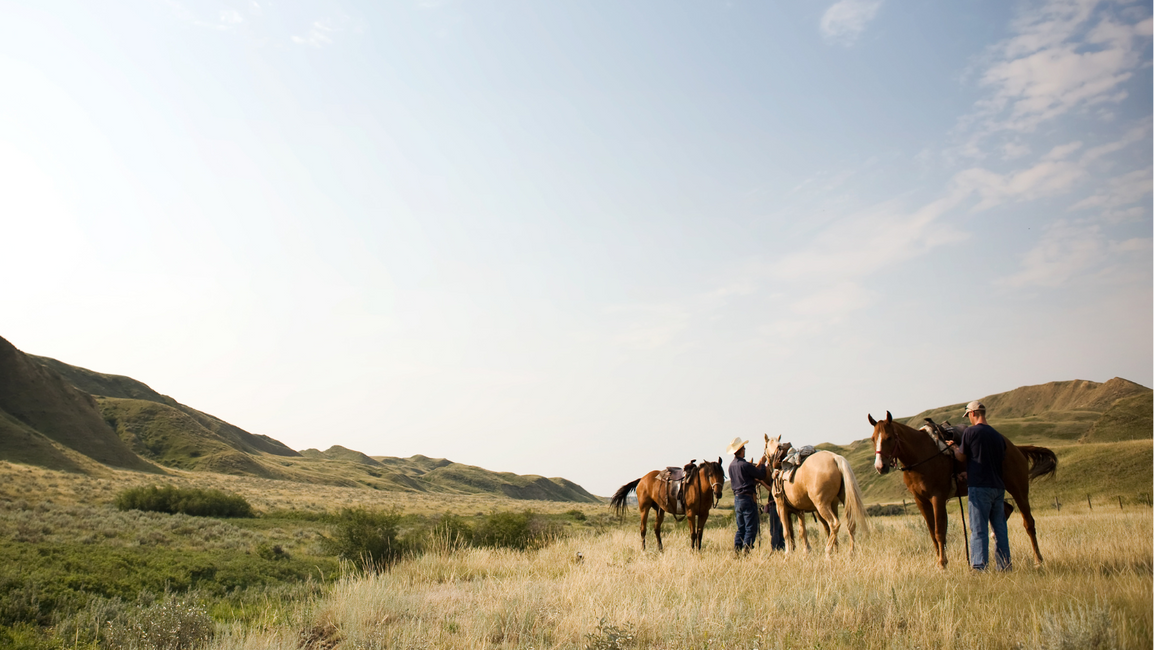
[728,456,766,497]
[961,423,1006,490]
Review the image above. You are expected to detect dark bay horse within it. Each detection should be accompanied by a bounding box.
[868,411,1057,568]
[610,459,726,551]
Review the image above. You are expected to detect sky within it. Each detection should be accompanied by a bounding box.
[1,0,1150,496]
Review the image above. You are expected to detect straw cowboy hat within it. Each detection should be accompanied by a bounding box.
[726,436,749,455]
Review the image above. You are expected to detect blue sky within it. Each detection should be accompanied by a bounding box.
[2,0,1150,495]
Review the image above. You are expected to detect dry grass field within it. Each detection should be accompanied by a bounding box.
[0,461,607,517]
[207,508,1152,650]
[1,461,1149,649]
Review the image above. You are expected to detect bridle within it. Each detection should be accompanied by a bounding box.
[707,463,724,508]
[875,425,950,473]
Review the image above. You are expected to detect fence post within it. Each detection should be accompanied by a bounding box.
[1087,494,1092,511]
[1118,496,1123,510]
[902,499,907,515]
[1054,495,1061,511]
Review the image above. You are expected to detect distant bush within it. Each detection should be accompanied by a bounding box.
[565,509,587,521]
[114,486,254,518]
[322,508,406,570]
[102,594,214,650]
[473,510,559,551]
[867,504,907,517]
[431,513,474,548]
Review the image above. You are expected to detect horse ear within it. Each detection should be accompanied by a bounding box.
[886,411,893,423]
[764,433,769,442]
[868,414,877,426]
[717,456,722,467]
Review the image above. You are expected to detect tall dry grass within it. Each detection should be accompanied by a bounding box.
[209,509,1152,649]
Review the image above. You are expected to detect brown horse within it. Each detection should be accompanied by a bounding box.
[868,411,1057,568]
[762,434,869,556]
[610,459,726,551]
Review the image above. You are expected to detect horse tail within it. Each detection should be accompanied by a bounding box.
[834,454,870,536]
[610,478,642,517]
[1018,445,1058,481]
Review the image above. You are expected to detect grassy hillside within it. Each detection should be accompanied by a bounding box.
[830,378,1153,506]
[0,336,157,472]
[1083,393,1153,443]
[302,445,384,466]
[34,355,299,458]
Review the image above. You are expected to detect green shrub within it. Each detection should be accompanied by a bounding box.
[102,594,214,650]
[114,486,254,518]
[473,511,558,550]
[566,509,587,522]
[255,544,290,561]
[867,504,908,517]
[321,508,405,570]
[431,513,474,548]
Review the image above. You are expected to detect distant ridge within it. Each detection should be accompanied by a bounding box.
[0,337,157,473]
[0,336,602,502]
[824,377,1153,504]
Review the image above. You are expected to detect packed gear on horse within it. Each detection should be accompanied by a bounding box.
[655,461,699,522]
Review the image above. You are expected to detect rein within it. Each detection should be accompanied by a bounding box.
[877,427,951,472]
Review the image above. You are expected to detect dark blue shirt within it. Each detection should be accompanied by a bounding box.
[961,423,1006,490]
[728,456,766,497]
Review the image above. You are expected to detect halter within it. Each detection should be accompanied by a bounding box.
[876,425,951,472]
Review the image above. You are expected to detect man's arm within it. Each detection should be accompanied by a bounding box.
[948,440,965,463]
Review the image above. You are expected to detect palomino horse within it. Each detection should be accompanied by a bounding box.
[610,459,726,551]
[762,435,869,556]
[868,411,1058,568]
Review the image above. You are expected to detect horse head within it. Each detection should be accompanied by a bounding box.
[702,458,726,508]
[867,411,898,475]
[763,433,789,469]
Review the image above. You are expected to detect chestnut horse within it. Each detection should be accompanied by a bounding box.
[763,434,869,556]
[868,411,1057,568]
[610,459,726,551]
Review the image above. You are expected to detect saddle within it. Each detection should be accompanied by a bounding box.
[922,418,967,499]
[921,418,1015,517]
[780,445,815,483]
[656,461,697,520]
[770,444,815,505]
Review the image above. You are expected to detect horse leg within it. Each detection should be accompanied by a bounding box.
[797,509,812,553]
[1008,485,1043,565]
[815,502,840,557]
[696,512,708,551]
[931,496,949,569]
[913,496,943,567]
[687,513,697,551]
[778,502,795,554]
[639,505,649,551]
[654,509,666,552]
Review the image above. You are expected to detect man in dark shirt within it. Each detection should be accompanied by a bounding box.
[949,400,1011,571]
[727,436,767,554]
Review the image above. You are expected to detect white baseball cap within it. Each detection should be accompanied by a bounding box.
[962,401,986,417]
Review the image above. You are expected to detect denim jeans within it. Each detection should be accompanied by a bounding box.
[968,487,1011,570]
[765,498,785,551]
[734,493,759,551]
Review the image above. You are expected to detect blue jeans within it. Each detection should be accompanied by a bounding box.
[765,499,785,551]
[968,487,1011,570]
[734,493,759,551]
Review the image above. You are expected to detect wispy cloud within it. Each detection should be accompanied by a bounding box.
[293,13,360,48]
[820,0,883,46]
[164,0,248,31]
[997,218,1151,288]
[959,0,1152,155]
[292,21,336,47]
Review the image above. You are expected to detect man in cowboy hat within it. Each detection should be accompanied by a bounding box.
[727,436,768,554]
[947,400,1011,571]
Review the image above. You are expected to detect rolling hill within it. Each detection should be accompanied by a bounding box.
[818,378,1153,506]
[0,336,599,503]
